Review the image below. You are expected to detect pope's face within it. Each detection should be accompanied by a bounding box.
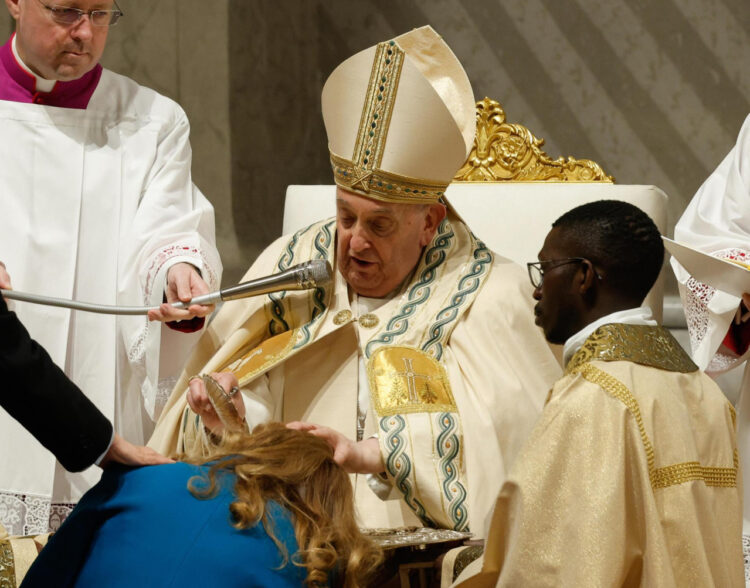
[335,188,444,298]
[6,0,112,81]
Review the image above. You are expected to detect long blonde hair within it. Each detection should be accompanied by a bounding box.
[184,423,383,586]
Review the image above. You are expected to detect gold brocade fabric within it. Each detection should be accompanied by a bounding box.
[565,324,698,375]
[573,362,738,492]
[232,331,296,387]
[330,152,448,204]
[0,540,14,588]
[368,346,468,530]
[368,346,455,416]
[457,324,744,588]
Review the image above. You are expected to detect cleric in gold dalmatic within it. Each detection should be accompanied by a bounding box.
[456,201,742,587]
[149,26,560,534]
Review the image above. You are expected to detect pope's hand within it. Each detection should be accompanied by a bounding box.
[99,433,174,468]
[286,421,384,474]
[187,371,245,433]
[148,262,214,322]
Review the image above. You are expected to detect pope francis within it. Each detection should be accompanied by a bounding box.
[149,26,560,534]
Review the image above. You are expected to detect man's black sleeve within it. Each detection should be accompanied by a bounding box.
[0,297,113,472]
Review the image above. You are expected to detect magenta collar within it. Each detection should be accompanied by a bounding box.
[0,34,102,109]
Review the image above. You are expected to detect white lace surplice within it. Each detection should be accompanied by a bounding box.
[672,113,750,582]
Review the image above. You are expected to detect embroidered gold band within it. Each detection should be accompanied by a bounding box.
[565,324,697,375]
[368,346,456,416]
[353,40,404,171]
[573,363,737,491]
[330,152,448,204]
[651,452,738,489]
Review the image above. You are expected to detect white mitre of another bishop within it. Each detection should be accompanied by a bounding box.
[322,25,476,204]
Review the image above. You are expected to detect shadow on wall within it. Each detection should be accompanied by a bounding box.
[2,13,13,40]
[228,1,333,270]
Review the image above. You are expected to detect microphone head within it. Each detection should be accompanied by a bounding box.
[297,259,333,288]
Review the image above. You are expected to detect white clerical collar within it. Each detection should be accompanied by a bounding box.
[12,35,57,93]
[355,291,395,315]
[562,306,657,367]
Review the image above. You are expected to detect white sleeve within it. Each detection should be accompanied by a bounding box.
[673,114,750,372]
[120,105,223,419]
[240,374,277,430]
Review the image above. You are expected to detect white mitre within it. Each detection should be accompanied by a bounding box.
[322,25,476,204]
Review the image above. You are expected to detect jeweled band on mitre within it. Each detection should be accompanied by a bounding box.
[330,152,448,204]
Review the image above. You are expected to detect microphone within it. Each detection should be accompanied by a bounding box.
[170,259,332,309]
[0,260,333,316]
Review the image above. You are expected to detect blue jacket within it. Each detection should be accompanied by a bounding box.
[22,462,308,587]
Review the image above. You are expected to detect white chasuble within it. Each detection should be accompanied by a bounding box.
[151,215,560,534]
[0,70,221,534]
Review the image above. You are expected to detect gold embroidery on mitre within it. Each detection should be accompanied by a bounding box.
[354,40,404,174]
[329,38,449,204]
[330,153,447,204]
[368,346,456,416]
[566,324,698,375]
[358,313,379,328]
[333,310,353,325]
[231,330,296,386]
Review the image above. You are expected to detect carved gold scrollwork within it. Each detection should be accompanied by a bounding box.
[454,97,614,183]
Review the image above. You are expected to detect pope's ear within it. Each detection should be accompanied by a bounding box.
[420,203,447,246]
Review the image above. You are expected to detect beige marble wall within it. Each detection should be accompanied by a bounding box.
[101,0,239,280]
[223,0,750,297]
[3,1,749,290]
[1,11,11,39]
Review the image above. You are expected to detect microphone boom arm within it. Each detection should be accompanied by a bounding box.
[0,260,332,316]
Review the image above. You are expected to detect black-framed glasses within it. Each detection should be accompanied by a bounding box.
[36,0,124,27]
[526,258,597,289]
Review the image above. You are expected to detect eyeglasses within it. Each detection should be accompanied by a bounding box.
[526,257,599,289]
[35,0,124,27]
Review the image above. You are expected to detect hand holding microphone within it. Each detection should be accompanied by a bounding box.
[148,263,214,323]
[0,260,333,316]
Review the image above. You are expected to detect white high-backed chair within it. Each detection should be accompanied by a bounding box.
[284,98,668,323]
[285,98,669,587]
